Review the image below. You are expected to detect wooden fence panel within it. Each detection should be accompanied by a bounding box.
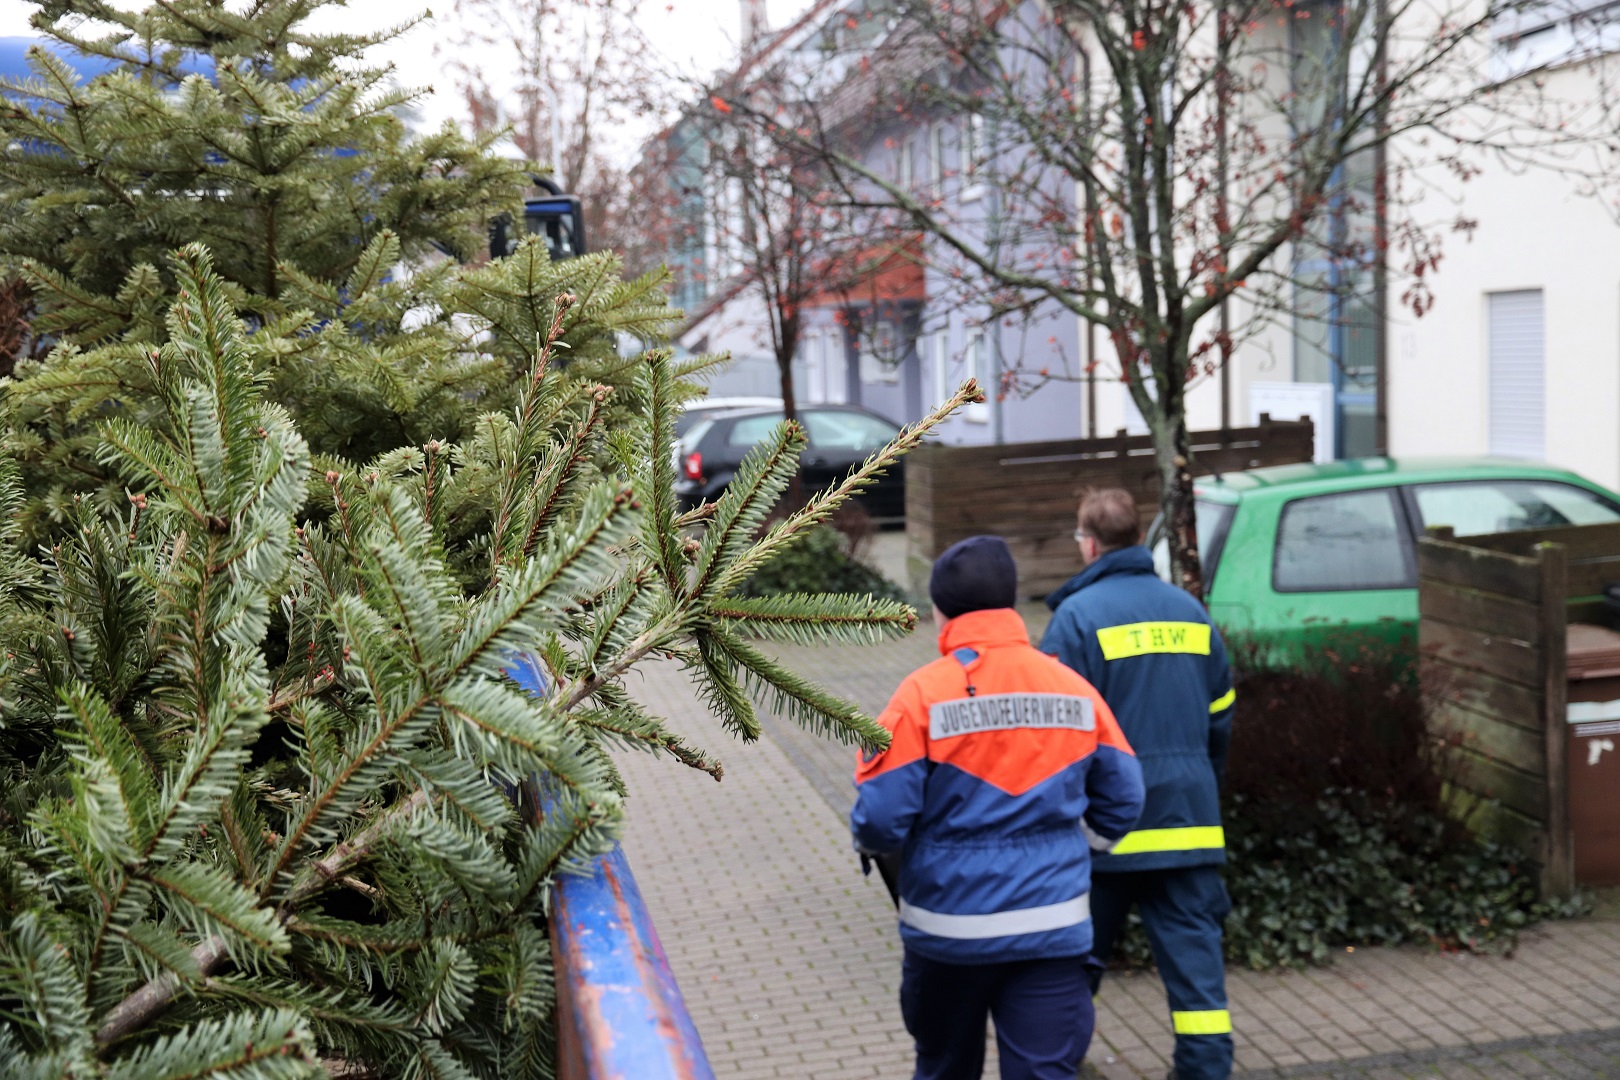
[1418,581,1543,645]
[904,417,1314,597]
[1419,618,1541,687]
[1417,533,1573,896]
[1430,702,1546,777]
[1537,549,1573,897]
[1464,522,1620,599]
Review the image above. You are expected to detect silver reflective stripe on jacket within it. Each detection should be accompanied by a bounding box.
[898,894,1091,940]
[927,693,1095,740]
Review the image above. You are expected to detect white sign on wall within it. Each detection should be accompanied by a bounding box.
[1249,382,1335,463]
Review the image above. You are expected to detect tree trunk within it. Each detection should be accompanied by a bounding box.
[778,345,798,425]
[1149,393,1204,600]
[1163,434,1203,599]
[778,341,803,504]
[0,279,31,378]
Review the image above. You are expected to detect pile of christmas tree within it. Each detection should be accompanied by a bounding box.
[0,3,971,1076]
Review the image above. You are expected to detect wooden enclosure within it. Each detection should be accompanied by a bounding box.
[904,417,1316,598]
[1418,521,1620,898]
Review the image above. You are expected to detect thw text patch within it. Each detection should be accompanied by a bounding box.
[1096,621,1211,660]
[928,694,1096,740]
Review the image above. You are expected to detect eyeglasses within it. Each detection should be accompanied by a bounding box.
[1073,529,1091,544]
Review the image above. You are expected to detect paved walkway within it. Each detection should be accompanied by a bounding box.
[614,610,1620,1079]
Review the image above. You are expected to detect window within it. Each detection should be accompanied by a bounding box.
[1151,500,1237,592]
[1410,480,1620,537]
[964,332,990,422]
[1273,489,1414,592]
[1291,266,1380,457]
[929,123,944,194]
[1288,2,1384,459]
[677,417,714,445]
[803,410,900,452]
[803,330,835,404]
[960,114,986,200]
[897,139,914,191]
[798,334,820,404]
[726,413,784,446]
[1488,290,1545,459]
[859,319,902,384]
[931,332,950,406]
[823,332,849,404]
[1491,0,1620,80]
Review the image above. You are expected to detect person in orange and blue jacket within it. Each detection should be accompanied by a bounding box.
[1040,489,1237,1080]
[852,535,1145,1080]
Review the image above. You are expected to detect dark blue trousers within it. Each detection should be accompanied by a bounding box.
[1089,866,1233,1080]
[900,949,1094,1080]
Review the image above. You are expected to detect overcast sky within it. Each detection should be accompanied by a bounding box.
[1,0,816,158]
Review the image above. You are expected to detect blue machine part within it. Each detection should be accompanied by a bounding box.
[0,35,213,88]
[505,652,715,1078]
[0,36,363,166]
[503,651,551,698]
[550,843,717,1080]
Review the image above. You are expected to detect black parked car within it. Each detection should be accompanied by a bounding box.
[673,405,906,517]
[675,396,781,438]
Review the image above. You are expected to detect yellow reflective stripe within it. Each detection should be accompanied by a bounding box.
[1209,688,1236,713]
[1110,826,1226,856]
[1172,1010,1232,1036]
[1096,621,1211,660]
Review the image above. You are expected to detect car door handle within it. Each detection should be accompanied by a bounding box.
[804,455,827,467]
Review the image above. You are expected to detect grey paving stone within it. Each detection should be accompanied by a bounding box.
[612,619,1620,1079]
[1232,1027,1620,1078]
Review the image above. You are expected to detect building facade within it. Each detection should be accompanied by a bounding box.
[654,0,1620,480]
[653,0,1088,445]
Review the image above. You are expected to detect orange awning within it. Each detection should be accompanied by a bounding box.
[804,234,925,308]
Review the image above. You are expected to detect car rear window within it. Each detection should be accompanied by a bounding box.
[1149,499,1235,591]
[1273,488,1415,593]
[1196,501,1235,586]
[726,413,784,447]
[803,410,899,452]
[1410,480,1620,537]
[679,419,714,449]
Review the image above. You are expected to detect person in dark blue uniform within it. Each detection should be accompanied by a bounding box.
[1039,489,1236,1080]
[856,537,1146,1080]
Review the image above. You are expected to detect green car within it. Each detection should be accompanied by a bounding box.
[1163,458,1620,656]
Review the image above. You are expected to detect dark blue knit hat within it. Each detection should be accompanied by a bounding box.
[929,535,1018,619]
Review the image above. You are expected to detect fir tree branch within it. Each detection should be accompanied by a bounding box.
[514,389,611,564]
[711,630,889,749]
[283,788,431,907]
[94,936,228,1049]
[711,593,918,643]
[96,786,432,1047]
[573,706,724,781]
[554,609,686,713]
[688,421,807,600]
[636,350,689,597]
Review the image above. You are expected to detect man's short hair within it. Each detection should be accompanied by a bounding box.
[1078,488,1142,551]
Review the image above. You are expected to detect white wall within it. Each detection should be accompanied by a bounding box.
[1064,7,1620,483]
[1073,293,1294,445]
[1387,63,1620,490]
[676,281,790,399]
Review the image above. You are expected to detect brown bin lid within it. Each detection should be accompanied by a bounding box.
[1567,623,1620,679]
